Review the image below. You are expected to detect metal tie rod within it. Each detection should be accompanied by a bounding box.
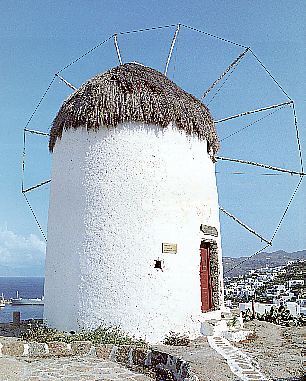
[23,193,47,242]
[216,156,305,176]
[215,101,293,124]
[22,179,51,194]
[219,206,272,245]
[224,244,271,275]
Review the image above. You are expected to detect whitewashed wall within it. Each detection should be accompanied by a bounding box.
[44,123,223,343]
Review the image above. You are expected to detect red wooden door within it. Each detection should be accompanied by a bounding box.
[200,242,213,312]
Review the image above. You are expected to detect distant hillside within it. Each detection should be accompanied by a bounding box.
[223,249,306,278]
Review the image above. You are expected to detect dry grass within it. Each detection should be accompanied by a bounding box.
[20,321,147,347]
[50,63,219,153]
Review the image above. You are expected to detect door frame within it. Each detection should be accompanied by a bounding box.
[199,239,220,312]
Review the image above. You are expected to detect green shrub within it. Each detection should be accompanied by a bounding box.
[227,315,239,328]
[20,321,147,347]
[242,307,305,327]
[163,331,190,346]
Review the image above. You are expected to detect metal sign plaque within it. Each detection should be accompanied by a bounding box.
[200,224,218,237]
[162,243,177,254]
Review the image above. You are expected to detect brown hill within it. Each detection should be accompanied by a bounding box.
[223,249,306,278]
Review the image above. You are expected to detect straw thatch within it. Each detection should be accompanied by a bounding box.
[49,63,219,153]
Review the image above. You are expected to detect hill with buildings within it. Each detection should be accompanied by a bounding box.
[223,249,306,278]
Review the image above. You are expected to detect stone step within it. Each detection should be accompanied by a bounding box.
[208,336,268,381]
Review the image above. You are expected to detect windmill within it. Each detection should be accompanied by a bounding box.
[22,24,304,342]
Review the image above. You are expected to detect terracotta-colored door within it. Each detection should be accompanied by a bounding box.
[200,242,213,312]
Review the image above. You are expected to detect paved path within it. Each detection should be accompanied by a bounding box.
[208,336,268,381]
[0,356,151,381]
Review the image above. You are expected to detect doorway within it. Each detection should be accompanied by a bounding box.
[200,241,213,312]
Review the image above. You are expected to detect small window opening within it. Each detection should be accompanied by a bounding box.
[154,259,162,270]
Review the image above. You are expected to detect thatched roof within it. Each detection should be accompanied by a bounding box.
[49,63,219,153]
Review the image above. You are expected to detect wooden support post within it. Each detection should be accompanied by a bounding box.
[13,311,21,325]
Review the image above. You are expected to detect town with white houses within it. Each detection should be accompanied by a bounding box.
[224,259,306,319]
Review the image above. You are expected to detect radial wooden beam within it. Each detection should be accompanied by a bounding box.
[164,23,181,76]
[201,47,249,100]
[24,128,50,136]
[215,101,293,124]
[219,206,272,245]
[55,74,77,91]
[216,156,305,176]
[114,33,123,65]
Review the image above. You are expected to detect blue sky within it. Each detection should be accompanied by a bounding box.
[0,0,305,276]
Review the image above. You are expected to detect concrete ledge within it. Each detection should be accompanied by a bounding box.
[132,347,149,366]
[28,342,48,357]
[115,344,131,363]
[1,341,25,356]
[0,339,199,380]
[96,343,114,360]
[222,330,253,343]
[71,340,92,356]
[47,340,71,356]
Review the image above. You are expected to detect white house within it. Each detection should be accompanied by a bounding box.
[44,63,225,343]
[288,279,304,288]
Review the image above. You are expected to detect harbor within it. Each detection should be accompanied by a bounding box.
[10,291,44,306]
[0,303,44,324]
[0,277,44,323]
[0,293,12,307]
[0,292,44,324]
[1,291,44,307]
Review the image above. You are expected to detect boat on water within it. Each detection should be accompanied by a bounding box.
[0,293,5,307]
[11,291,44,306]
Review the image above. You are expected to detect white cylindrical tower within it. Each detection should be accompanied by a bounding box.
[44,63,224,343]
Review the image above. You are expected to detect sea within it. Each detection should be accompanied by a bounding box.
[0,277,44,323]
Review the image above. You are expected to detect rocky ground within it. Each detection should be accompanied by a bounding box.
[0,322,28,338]
[0,356,151,381]
[0,320,304,381]
[155,337,238,381]
[155,320,305,381]
[235,320,305,380]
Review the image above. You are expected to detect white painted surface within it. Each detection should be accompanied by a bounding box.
[44,122,223,342]
[289,279,304,287]
[208,336,267,381]
[239,302,274,315]
[222,330,253,342]
[285,302,300,317]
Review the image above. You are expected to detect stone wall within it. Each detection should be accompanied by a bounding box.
[0,340,198,381]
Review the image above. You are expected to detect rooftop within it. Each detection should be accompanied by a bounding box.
[49,63,219,153]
